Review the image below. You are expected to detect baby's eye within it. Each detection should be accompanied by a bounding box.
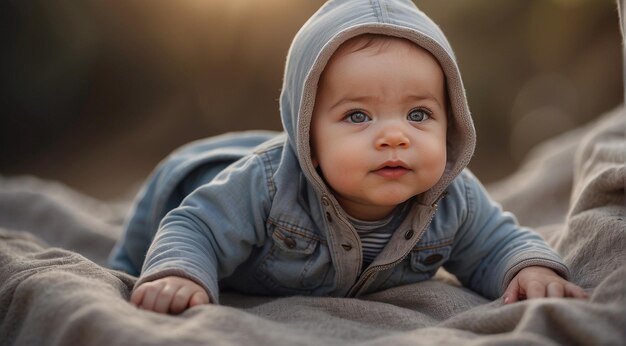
[407,109,430,122]
[346,111,371,123]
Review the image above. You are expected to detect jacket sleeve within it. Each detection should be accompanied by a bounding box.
[134,154,271,304]
[444,170,570,299]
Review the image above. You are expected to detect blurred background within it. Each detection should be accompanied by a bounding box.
[1,0,623,200]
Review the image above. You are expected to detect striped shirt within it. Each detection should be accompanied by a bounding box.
[347,203,410,268]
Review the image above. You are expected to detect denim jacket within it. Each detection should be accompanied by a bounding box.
[109,0,569,303]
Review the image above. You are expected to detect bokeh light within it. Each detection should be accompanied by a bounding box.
[1,1,622,199]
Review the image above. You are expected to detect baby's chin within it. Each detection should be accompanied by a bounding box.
[370,188,423,205]
[350,197,415,220]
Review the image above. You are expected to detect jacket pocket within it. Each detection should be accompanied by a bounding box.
[256,223,332,293]
[375,243,453,291]
[410,243,452,275]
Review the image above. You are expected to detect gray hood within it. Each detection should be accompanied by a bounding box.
[279,0,475,207]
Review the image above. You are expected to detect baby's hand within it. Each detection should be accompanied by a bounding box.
[503,266,588,304]
[130,276,210,314]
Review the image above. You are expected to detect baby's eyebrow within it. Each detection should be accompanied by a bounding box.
[329,94,443,110]
[328,95,375,110]
[405,94,443,108]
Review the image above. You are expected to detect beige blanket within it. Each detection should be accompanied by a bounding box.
[0,109,624,345]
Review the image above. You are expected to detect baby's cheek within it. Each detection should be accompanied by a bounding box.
[421,134,446,162]
[326,155,361,187]
[417,140,447,179]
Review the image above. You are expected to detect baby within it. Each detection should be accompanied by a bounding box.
[109,0,587,314]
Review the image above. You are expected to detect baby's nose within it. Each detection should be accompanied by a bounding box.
[375,127,410,149]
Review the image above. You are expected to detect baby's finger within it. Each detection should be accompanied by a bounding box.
[170,285,193,314]
[547,282,565,298]
[141,282,165,311]
[130,285,147,306]
[526,280,546,299]
[153,284,177,314]
[189,291,210,307]
[503,282,520,304]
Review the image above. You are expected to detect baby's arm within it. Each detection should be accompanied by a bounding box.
[131,276,210,314]
[503,266,588,304]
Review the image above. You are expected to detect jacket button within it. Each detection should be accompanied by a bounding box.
[404,229,414,240]
[283,236,296,249]
[422,253,443,265]
[321,196,330,206]
[341,243,352,251]
[325,211,333,223]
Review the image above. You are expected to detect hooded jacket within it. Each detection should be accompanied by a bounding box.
[109,0,568,303]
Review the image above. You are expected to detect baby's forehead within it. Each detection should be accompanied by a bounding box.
[323,34,444,80]
[318,33,449,109]
[333,34,425,57]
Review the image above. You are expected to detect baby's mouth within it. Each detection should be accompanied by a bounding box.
[372,161,411,178]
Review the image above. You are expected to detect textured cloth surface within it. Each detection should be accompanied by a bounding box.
[0,109,624,345]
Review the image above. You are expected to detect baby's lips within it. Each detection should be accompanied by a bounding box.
[374,159,409,170]
[372,166,411,178]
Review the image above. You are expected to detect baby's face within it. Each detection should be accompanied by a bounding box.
[310,36,447,221]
